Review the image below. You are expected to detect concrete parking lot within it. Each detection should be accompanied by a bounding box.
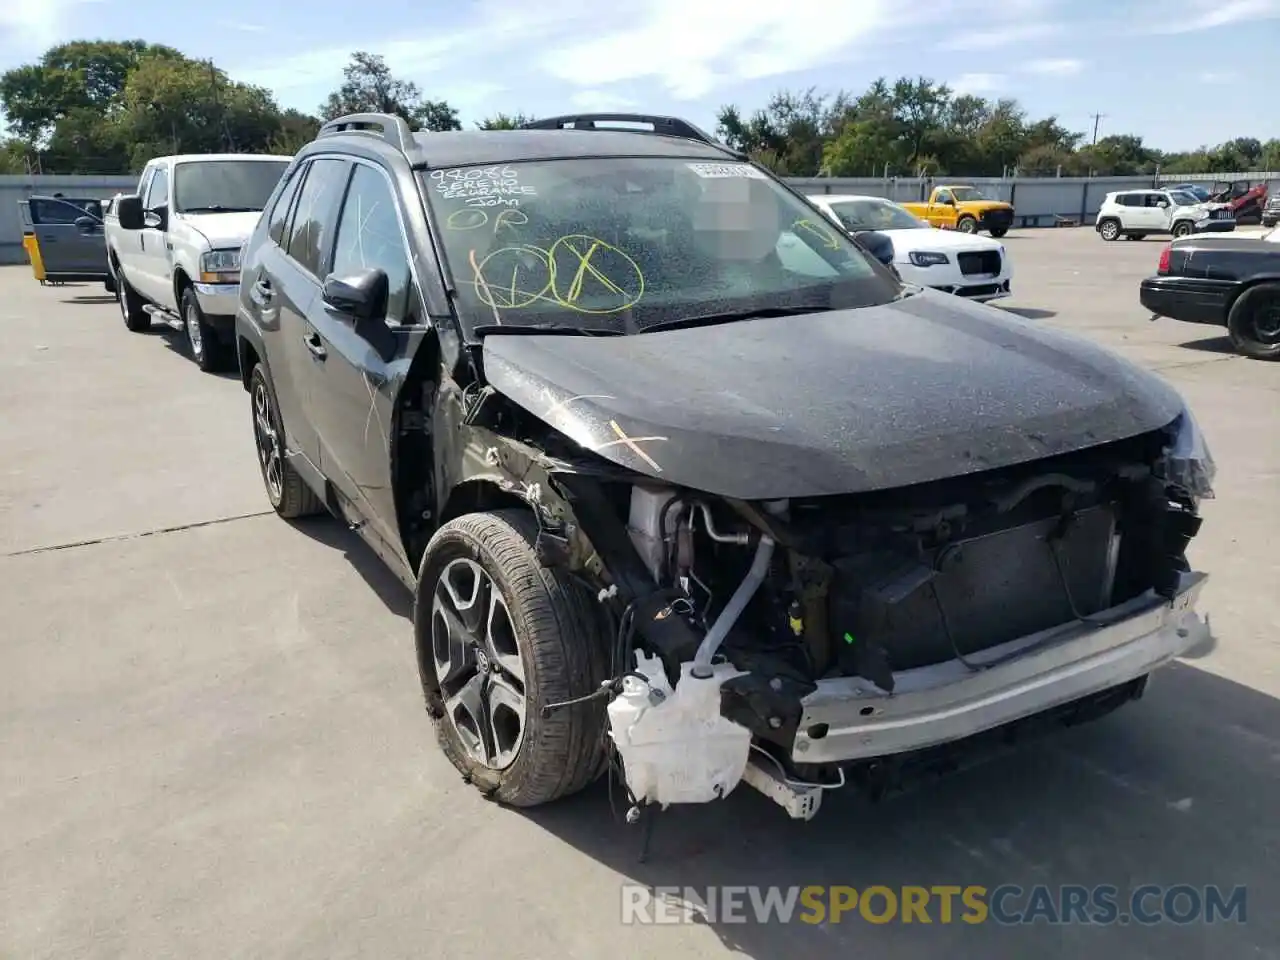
[2,229,1278,960]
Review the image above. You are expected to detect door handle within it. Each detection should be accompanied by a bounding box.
[303,331,327,360]
[250,277,274,306]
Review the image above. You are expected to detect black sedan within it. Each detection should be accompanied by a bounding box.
[1140,232,1280,360]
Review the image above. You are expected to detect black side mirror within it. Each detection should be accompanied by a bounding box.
[855,230,895,268]
[74,216,99,235]
[116,195,144,230]
[322,267,389,324]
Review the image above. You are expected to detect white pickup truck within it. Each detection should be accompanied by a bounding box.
[105,153,292,372]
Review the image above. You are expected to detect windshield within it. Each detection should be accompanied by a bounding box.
[949,187,990,202]
[826,198,928,232]
[173,160,290,214]
[424,157,899,338]
[1168,191,1199,206]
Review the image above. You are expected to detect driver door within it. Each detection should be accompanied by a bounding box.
[303,160,424,564]
[28,197,107,278]
[928,190,956,228]
[1142,192,1174,232]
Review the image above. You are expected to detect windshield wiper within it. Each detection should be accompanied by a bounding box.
[472,323,622,337]
[181,205,260,213]
[640,304,836,334]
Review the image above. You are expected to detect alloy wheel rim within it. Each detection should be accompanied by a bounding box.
[185,302,204,357]
[1253,294,1280,344]
[431,558,527,770]
[116,269,128,321]
[252,380,283,503]
[1102,223,1118,239]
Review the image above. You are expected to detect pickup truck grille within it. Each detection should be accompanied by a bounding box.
[981,208,1013,230]
[957,250,1002,276]
[1211,208,1233,220]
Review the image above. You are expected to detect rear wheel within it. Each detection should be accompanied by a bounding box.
[1226,282,1280,360]
[1098,218,1121,241]
[248,363,325,517]
[414,509,610,807]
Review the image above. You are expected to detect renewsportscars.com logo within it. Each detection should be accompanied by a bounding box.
[621,884,1248,926]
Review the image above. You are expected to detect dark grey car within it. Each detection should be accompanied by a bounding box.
[232,112,1217,822]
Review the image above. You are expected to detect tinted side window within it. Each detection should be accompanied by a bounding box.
[267,165,304,246]
[146,168,169,209]
[29,198,84,224]
[285,158,349,278]
[331,163,414,323]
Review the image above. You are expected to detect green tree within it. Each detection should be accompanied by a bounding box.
[321,52,461,131]
[477,112,534,130]
[113,57,291,169]
[0,40,183,144]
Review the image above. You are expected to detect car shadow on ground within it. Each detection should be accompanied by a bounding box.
[60,294,116,305]
[154,329,243,380]
[519,660,1279,959]
[1000,306,1057,320]
[289,516,414,618]
[1177,336,1238,356]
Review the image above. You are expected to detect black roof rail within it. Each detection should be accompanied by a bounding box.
[317,112,416,153]
[519,113,744,157]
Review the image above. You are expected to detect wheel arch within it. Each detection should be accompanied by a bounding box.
[1226,275,1280,311]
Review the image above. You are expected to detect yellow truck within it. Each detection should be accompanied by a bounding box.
[901,184,1014,237]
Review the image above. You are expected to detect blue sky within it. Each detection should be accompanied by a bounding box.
[2,0,1278,151]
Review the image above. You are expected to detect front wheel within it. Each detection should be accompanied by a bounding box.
[114,262,150,331]
[181,287,228,373]
[1172,221,1194,238]
[956,216,978,234]
[414,509,610,807]
[1226,282,1280,360]
[988,227,1008,238]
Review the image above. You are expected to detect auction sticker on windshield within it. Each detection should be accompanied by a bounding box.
[686,162,768,180]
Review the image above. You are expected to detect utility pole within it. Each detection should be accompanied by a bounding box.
[1089,112,1106,145]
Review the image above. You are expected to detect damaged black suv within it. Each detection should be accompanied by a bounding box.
[235,112,1216,818]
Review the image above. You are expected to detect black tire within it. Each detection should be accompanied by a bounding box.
[1226,282,1280,361]
[114,260,150,331]
[248,363,325,517]
[1172,220,1194,238]
[1098,218,1121,241]
[181,287,228,373]
[956,216,978,234]
[414,509,610,807]
[988,227,1008,238]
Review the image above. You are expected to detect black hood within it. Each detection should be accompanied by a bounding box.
[480,291,1185,500]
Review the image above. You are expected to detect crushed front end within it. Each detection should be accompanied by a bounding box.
[580,414,1214,820]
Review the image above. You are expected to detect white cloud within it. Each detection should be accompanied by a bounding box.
[0,0,103,54]
[569,89,639,112]
[1022,57,1083,75]
[941,23,1062,51]
[1199,70,1241,83]
[1149,0,1279,32]
[950,73,1005,94]
[537,0,896,100]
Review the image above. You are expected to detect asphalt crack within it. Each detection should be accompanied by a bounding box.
[3,510,275,558]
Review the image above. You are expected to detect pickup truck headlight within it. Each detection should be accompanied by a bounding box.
[1156,405,1216,500]
[200,248,241,282]
[908,251,949,267]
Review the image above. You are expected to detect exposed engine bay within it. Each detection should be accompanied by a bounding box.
[587,426,1209,820]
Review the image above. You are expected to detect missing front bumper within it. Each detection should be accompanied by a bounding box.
[790,571,1210,764]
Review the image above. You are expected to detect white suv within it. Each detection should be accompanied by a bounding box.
[1095,188,1234,241]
